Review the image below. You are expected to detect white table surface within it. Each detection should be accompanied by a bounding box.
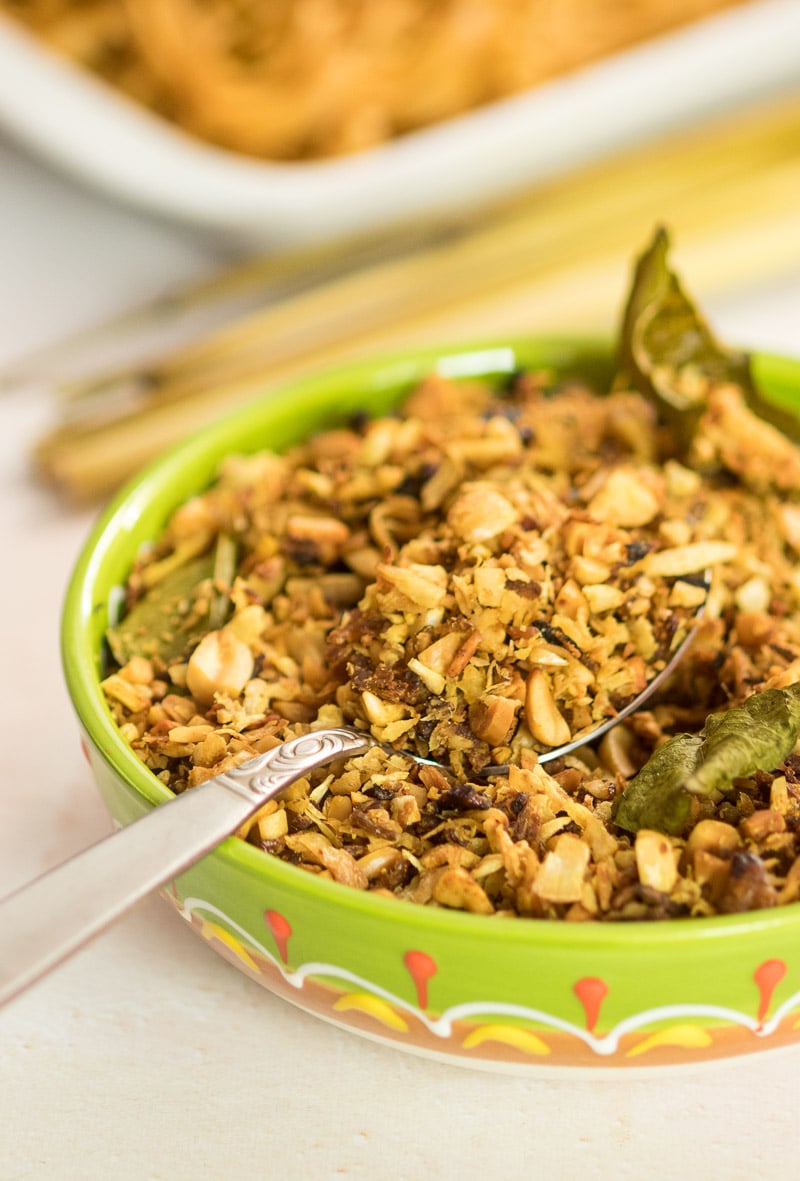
[3,131,800,1181]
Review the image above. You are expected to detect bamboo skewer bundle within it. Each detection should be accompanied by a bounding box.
[30,88,800,501]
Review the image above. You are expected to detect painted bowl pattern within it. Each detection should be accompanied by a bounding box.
[63,338,800,1070]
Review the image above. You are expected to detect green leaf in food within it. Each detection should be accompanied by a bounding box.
[107,533,239,667]
[107,554,216,667]
[612,683,800,835]
[610,733,703,836]
[617,225,800,451]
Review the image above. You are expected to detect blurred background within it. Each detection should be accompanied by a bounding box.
[1,0,800,505]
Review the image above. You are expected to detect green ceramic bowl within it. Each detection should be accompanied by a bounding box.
[62,337,800,1071]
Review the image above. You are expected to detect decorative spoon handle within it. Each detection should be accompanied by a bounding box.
[0,728,372,1008]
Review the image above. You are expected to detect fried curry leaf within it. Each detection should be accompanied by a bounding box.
[107,554,216,666]
[612,684,800,835]
[686,684,800,797]
[610,733,702,836]
[617,225,800,451]
[107,533,238,666]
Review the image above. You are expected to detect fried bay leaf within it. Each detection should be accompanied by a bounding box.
[612,684,800,834]
[107,533,238,666]
[616,225,800,451]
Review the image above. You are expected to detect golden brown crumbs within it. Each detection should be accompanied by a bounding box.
[101,367,800,921]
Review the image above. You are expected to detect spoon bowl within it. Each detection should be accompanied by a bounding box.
[481,583,709,774]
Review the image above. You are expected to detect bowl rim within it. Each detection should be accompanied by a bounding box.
[61,333,800,950]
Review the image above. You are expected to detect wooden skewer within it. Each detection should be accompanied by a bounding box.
[52,88,800,410]
[2,221,458,393]
[33,88,800,501]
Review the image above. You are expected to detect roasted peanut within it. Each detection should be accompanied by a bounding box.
[186,628,254,705]
[525,669,571,748]
[447,483,517,543]
[469,694,519,746]
[535,833,590,903]
[635,830,678,893]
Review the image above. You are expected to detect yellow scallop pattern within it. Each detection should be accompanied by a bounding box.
[200,920,260,973]
[626,1025,713,1057]
[332,993,410,1032]
[462,1024,550,1055]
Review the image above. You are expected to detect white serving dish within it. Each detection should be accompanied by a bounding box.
[0,1,798,249]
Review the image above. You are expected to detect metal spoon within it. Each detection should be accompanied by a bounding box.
[0,727,373,1008]
[0,585,706,1007]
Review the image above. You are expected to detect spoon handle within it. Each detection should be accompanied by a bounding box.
[0,728,371,1008]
